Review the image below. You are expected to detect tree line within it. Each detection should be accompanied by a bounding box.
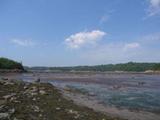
[30,62,160,72]
[0,57,24,70]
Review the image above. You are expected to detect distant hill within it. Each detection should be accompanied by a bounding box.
[28,62,160,72]
[0,57,24,71]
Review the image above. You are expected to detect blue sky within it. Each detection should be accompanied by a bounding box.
[0,0,160,66]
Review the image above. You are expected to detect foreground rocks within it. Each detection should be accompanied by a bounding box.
[0,78,123,120]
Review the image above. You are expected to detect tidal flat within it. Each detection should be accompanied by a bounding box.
[0,77,122,120]
[0,72,160,120]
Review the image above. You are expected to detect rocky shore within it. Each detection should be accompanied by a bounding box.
[0,78,123,120]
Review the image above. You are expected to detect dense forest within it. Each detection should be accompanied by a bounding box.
[29,62,160,72]
[0,57,24,70]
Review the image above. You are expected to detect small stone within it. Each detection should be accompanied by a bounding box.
[14,118,18,120]
[56,107,61,110]
[0,100,6,106]
[35,78,40,83]
[1,77,8,80]
[32,106,40,112]
[0,113,9,119]
[24,86,28,89]
[10,96,17,102]
[4,82,14,86]
[0,105,5,111]
[31,92,37,96]
[32,98,36,101]
[8,108,15,114]
[3,93,16,100]
[39,90,46,95]
[39,114,42,117]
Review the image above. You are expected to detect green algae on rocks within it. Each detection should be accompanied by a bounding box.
[0,79,124,120]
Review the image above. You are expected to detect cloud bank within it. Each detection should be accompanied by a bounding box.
[11,39,35,47]
[79,32,160,65]
[65,30,106,49]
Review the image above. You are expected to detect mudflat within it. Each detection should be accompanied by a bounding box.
[0,72,160,120]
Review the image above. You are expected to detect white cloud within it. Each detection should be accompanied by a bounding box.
[80,33,160,65]
[11,39,35,47]
[124,42,140,50]
[147,0,160,16]
[65,30,106,49]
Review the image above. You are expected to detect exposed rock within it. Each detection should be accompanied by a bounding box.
[24,86,38,96]
[0,100,6,106]
[23,86,28,89]
[4,81,15,86]
[32,98,36,101]
[32,106,40,112]
[0,105,5,111]
[88,92,95,96]
[56,107,61,110]
[0,113,9,119]
[10,96,17,102]
[35,78,40,83]
[8,108,15,114]
[67,109,80,119]
[13,117,18,120]
[39,90,46,95]
[1,77,9,80]
[3,93,16,100]
[39,114,42,117]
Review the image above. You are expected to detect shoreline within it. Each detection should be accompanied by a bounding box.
[0,72,160,120]
[61,89,160,120]
[0,78,123,120]
[27,70,160,75]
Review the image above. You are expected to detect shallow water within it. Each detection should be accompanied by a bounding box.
[51,79,160,113]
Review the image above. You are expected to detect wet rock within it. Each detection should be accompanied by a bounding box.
[0,113,9,119]
[67,109,78,114]
[23,86,28,89]
[13,117,18,120]
[56,107,61,110]
[10,96,17,102]
[32,106,40,112]
[31,92,38,96]
[4,81,14,86]
[3,93,16,100]
[8,108,15,114]
[0,80,5,85]
[88,92,95,96]
[39,114,42,117]
[39,90,46,95]
[24,86,38,96]
[67,109,80,119]
[0,100,6,106]
[32,98,36,101]
[35,78,40,83]
[1,77,9,80]
[0,105,5,111]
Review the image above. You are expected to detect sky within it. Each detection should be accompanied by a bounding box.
[0,0,160,66]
